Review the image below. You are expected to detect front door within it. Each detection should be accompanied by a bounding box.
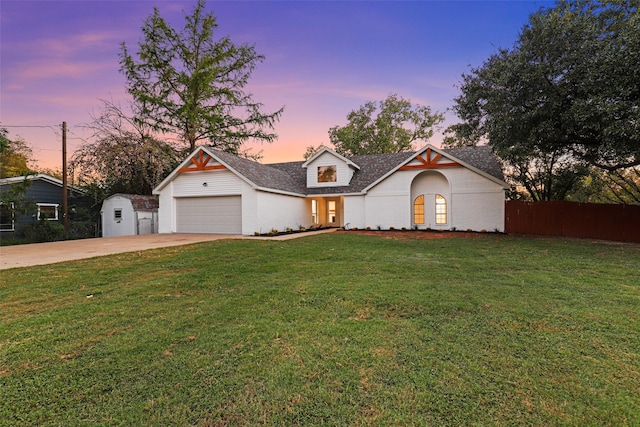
[325,197,341,227]
[327,200,336,224]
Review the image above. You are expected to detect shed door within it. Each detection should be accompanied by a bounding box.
[176,196,242,234]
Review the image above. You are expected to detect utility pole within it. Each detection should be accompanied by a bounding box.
[62,121,68,237]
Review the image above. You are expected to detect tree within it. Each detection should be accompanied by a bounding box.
[0,128,34,178]
[570,166,640,204]
[447,0,639,199]
[71,100,182,196]
[0,128,36,231]
[119,0,283,155]
[505,151,589,201]
[329,94,444,156]
[302,144,325,160]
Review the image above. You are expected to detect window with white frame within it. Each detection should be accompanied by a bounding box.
[114,208,123,221]
[317,165,337,183]
[311,200,318,224]
[435,195,447,224]
[0,202,15,231]
[413,195,425,224]
[37,203,59,220]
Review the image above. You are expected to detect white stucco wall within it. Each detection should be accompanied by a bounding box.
[444,167,505,231]
[363,173,412,229]
[357,167,505,232]
[101,196,135,237]
[343,196,365,229]
[171,169,243,196]
[253,191,308,234]
[451,192,505,232]
[157,186,174,234]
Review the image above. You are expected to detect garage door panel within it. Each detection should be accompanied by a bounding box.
[176,196,241,234]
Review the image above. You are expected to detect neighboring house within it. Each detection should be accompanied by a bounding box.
[101,194,159,237]
[153,144,509,235]
[0,174,88,234]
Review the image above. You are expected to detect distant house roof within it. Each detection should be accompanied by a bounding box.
[155,145,506,196]
[107,193,159,210]
[0,173,86,194]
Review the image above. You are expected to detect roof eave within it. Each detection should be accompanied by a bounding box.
[360,144,509,191]
[0,173,87,194]
[301,146,360,170]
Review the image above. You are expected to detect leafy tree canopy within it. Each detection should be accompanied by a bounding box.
[447,0,639,174]
[71,100,182,196]
[0,128,35,178]
[119,0,283,155]
[329,94,444,156]
[570,166,640,204]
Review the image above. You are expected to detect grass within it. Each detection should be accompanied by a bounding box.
[1,233,639,426]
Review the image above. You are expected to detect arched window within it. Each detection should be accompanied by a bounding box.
[435,194,447,224]
[413,195,424,224]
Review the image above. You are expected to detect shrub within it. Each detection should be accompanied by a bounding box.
[23,219,65,243]
[67,221,97,239]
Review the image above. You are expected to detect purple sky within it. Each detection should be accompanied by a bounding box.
[1,0,553,170]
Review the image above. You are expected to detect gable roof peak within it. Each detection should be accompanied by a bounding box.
[301,146,360,169]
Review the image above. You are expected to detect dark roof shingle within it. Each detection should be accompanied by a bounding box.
[113,194,159,210]
[443,146,504,181]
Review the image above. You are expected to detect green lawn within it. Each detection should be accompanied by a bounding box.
[1,233,639,426]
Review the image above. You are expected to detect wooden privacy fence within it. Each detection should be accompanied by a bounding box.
[505,200,640,243]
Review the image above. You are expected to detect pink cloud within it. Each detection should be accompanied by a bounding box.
[12,59,110,80]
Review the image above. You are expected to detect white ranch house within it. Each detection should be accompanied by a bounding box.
[153,144,508,235]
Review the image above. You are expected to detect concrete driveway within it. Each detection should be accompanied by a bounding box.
[0,229,337,270]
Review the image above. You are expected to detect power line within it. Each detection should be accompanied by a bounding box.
[1,124,60,129]
[2,124,85,132]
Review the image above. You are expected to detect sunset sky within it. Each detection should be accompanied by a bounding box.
[1,0,553,170]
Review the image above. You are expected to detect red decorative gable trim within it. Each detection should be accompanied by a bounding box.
[399,147,461,170]
[178,150,226,173]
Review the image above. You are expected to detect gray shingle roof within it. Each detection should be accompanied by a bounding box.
[211,149,307,194]
[443,146,504,181]
[113,194,159,210]
[209,146,504,196]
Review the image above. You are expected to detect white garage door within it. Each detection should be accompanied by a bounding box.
[176,196,242,234]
